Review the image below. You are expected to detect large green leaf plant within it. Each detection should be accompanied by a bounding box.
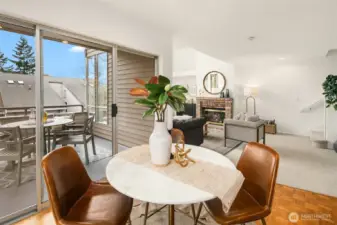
[129,75,187,122]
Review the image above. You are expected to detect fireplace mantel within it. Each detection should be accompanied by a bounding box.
[196,97,233,120]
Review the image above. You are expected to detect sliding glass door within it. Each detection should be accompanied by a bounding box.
[38,29,115,205]
[0,13,157,224]
[0,18,42,223]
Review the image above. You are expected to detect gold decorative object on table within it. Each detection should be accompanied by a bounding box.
[174,140,195,167]
[43,111,48,123]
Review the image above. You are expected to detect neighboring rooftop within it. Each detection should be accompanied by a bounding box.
[0,73,85,108]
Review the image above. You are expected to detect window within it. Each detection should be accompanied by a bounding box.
[97,52,108,124]
[88,56,95,116]
[86,52,108,124]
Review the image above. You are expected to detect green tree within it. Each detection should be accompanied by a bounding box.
[10,36,35,74]
[0,50,13,72]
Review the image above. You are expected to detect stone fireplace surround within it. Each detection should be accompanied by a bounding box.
[196,97,233,124]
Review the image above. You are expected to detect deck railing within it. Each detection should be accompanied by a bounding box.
[0,104,84,116]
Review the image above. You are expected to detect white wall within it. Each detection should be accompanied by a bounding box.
[173,42,337,147]
[173,46,235,99]
[233,55,337,142]
[195,52,235,98]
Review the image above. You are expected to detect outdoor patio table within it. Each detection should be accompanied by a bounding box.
[0,117,73,153]
[106,144,237,225]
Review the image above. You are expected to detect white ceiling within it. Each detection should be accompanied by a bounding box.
[99,0,337,61]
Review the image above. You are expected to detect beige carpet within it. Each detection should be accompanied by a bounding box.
[202,128,337,197]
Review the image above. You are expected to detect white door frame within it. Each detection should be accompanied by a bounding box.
[0,12,159,223]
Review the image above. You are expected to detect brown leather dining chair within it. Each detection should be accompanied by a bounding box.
[42,146,133,225]
[195,142,279,225]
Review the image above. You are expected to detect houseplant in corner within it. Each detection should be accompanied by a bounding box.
[323,74,337,110]
[323,74,337,152]
[130,75,187,165]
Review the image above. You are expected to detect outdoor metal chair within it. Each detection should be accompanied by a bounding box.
[52,116,96,165]
[0,127,35,186]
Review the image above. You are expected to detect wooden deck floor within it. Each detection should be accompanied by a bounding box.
[14,184,337,225]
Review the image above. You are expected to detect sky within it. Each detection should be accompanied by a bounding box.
[0,29,86,78]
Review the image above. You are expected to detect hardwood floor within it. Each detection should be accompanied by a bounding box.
[14,184,337,225]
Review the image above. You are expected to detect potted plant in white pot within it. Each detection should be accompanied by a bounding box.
[323,74,337,152]
[129,75,187,165]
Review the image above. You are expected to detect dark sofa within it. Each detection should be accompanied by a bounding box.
[173,117,206,146]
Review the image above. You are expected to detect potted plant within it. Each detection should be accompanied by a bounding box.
[130,75,187,165]
[323,74,337,110]
[323,74,337,152]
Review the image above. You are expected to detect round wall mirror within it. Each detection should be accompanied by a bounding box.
[203,71,226,95]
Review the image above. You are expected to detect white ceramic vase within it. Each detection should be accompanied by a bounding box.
[149,121,172,166]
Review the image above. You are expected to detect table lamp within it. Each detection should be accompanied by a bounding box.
[244,86,258,115]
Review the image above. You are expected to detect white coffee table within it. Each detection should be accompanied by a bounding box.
[106,144,236,225]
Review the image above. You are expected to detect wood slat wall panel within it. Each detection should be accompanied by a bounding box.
[118,112,154,121]
[118,116,154,127]
[117,102,149,110]
[118,51,151,61]
[117,61,154,71]
[118,121,153,133]
[118,79,146,85]
[116,83,147,89]
[117,94,139,99]
[117,68,154,76]
[117,89,139,94]
[118,131,148,145]
[117,50,155,148]
[117,97,140,104]
[118,107,148,115]
[117,72,154,80]
[118,137,143,148]
[118,127,152,139]
[118,58,150,66]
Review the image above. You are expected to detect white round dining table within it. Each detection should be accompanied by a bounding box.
[106,144,236,225]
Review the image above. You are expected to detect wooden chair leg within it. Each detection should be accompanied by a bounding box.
[143,202,149,225]
[84,142,89,165]
[17,157,22,186]
[261,218,267,225]
[194,203,203,225]
[92,136,96,155]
